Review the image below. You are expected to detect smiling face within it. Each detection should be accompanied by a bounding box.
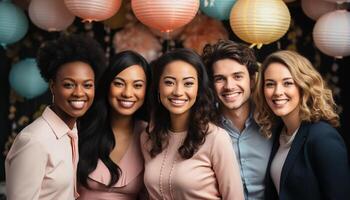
[159,60,198,119]
[50,61,95,128]
[108,64,147,117]
[212,59,252,113]
[264,62,300,122]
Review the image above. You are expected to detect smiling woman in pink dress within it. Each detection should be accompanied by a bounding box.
[77,51,150,200]
[141,49,244,200]
[5,34,105,200]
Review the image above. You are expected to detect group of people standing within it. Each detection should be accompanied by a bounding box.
[5,34,350,200]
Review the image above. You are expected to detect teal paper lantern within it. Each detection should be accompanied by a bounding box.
[200,0,237,20]
[0,1,29,47]
[9,58,48,99]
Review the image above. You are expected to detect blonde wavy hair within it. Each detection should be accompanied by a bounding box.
[253,50,339,138]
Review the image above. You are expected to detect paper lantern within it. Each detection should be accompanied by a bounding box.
[301,0,336,21]
[230,0,291,48]
[200,0,237,20]
[64,0,122,22]
[132,0,200,32]
[313,10,350,58]
[29,0,75,31]
[0,1,28,47]
[9,58,48,99]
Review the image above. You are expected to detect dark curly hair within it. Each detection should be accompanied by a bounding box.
[37,34,106,83]
[78,51,150,188]
[202,39,258,81]
[148,48,217,159]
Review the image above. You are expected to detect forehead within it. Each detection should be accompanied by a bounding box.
[212,59,248,75]
[115,64,146,80]
[56,61,94,79]
[161,60,197,77]
[264,62,292,79]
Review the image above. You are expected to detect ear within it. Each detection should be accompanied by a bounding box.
[49,79,55,95]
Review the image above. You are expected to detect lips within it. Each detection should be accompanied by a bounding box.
[221,92,241,101]
[69,100,86,109]
[272,99,289,106]
[118,100,135,108]
[169,98,187,107]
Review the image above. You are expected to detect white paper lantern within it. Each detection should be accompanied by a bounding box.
[313,10,350,58]
[301,0,337,21]
[29,0,75,31]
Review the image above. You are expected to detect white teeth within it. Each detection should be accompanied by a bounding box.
[170,99,186,106]
[70,101,85,109]
[119,100,135,108]
[273,99,288,105]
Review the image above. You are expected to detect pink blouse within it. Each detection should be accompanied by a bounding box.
[141,123,244,200]
[77,121,147,200]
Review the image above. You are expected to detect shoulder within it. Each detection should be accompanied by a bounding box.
[306,121,340,141]
[17,116,51,141]
[206,123,231,145]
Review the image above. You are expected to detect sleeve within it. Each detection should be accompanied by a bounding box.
[307,124,350,199]
[5,133,48,200]
[210,128,244,200]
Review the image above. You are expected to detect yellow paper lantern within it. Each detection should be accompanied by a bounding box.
[230,0,291,48]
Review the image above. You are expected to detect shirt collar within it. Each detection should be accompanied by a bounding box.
[42,106,77,139]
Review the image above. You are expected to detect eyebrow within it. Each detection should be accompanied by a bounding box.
[265,77,293,82]
[163,76,196,80]
[62,77,94,82]
[213,71,245,76]
[114,77,145,83]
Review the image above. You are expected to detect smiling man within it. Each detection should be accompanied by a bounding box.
[202,40,273,200]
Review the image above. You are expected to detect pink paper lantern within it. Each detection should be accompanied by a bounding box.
[29,0,75,31]
[64,0,122,22]
[301,0,336,21]
[131,0,200,32]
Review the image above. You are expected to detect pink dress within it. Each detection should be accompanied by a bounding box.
[141,123,244,200]
[78,121,147,200]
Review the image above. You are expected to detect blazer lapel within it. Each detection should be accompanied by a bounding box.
[279,122,309,189]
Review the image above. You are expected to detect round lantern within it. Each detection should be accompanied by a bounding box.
[64,0,122,22]
[313,10,350,58]
[0,1,28,47]
[29,0,75,31]
[200,0,237,20]
[132,0,200,32]
[230,0,291,48]
[301,0,336,21]
[9,58,48,99]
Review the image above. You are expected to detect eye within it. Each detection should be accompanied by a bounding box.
[234,74,243,80]
[214,76,224,83]
[84,83,94,89]
[134,83,144,89]
[112,80,124,87]
[264,82,275,88]
[164,80,174,86]
[284,81,294,87]
[63,82,75,89]
[184,81,194,87]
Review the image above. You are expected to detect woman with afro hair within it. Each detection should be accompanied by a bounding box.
[5,34,105,200]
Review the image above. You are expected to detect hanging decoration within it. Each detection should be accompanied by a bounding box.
[301,0,337,21]
[180,14,228,54]
[64,0,122,22]
[9,58,48,99]
[0,1,28,47]
[131,0,199,32]
[113,23,162,62]
[29,0,75,32]
[313,10,350,58]
[230,0,291,48]
[200,0,237,20]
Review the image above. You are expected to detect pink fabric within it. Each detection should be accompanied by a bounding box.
[6,106,77,200]
[78,121,147,200]
[68,130,79,199]
[141,123,244,200]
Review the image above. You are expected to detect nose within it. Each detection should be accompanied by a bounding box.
[224,77,235,90]
[172,84,184,96]
[73,85,84,97]
[273,84,284,96]
[122,85,132,98]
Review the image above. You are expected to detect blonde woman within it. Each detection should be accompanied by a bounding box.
[254,50,350,199]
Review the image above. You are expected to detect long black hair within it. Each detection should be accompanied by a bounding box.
[148,48,217,159]
[78,50,150,188]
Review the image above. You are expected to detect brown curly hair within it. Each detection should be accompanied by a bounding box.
[254,50,339,137]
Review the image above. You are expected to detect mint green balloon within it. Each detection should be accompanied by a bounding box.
[0,1,29,47]
[9,59,48,99]
[200,0,237,20]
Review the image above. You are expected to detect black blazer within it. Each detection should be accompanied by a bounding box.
[265,121,350,200]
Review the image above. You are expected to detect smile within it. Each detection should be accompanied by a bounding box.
[272,99,289,106]
[69,100,86,109]
[169,98,188,106]
[118,100,135,108]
